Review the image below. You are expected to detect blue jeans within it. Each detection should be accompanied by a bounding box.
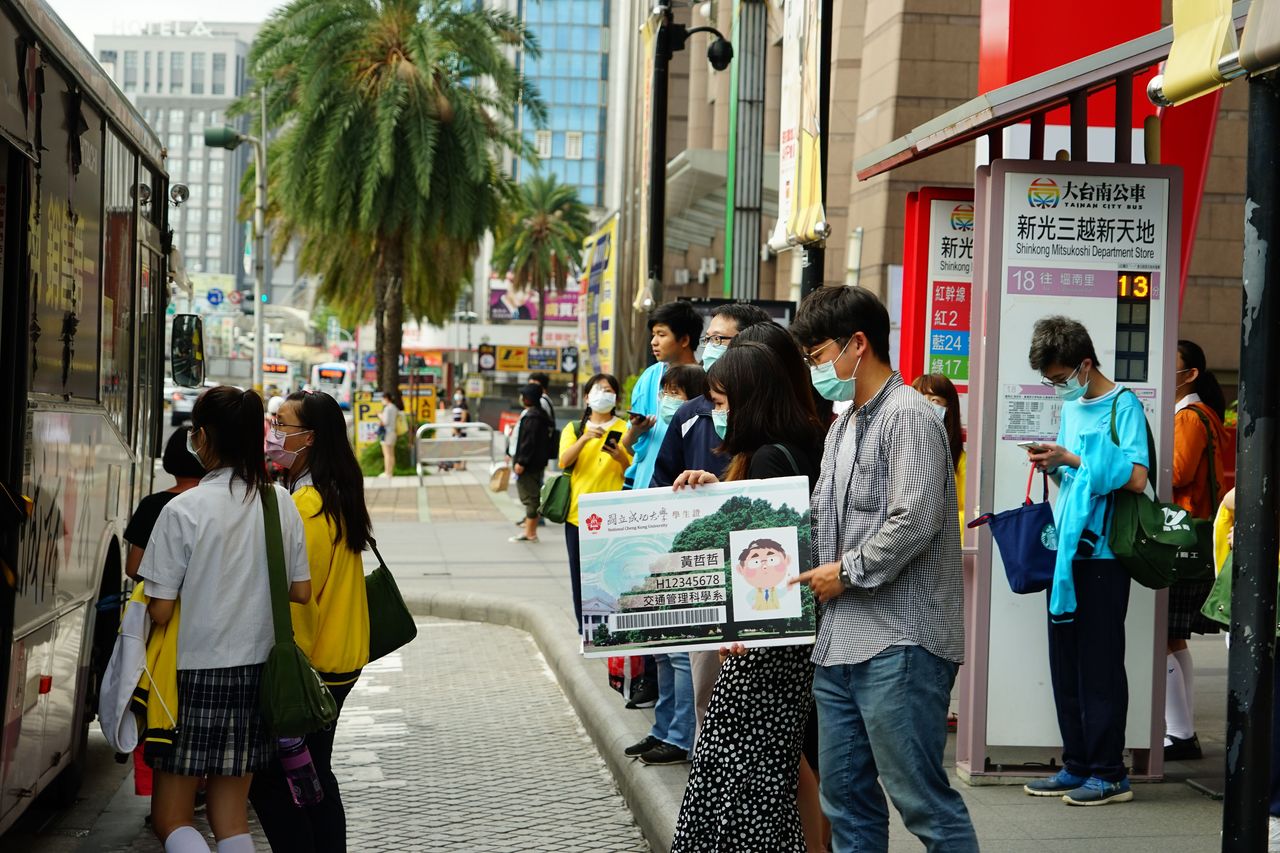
[650,652,694,751]
[813,646,977,853]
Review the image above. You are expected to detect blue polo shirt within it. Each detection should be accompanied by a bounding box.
[624,362,667,489]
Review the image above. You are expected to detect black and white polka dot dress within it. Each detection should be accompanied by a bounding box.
[671,645,815,852]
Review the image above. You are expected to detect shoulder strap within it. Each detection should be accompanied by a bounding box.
[369,537,392,577]
[1185,404,1220,509]
[1109,388,1159,494]
[772,443,803,477]
[260,486,293,646]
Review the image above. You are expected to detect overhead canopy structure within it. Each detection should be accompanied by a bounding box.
[854,1,1252,181]
[663,149,779,254]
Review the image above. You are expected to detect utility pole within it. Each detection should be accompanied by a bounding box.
[253,86,268,395]
[1222,69,1280,852]
[646,5,733,307]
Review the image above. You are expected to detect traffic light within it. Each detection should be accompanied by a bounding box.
[260,292,269,304]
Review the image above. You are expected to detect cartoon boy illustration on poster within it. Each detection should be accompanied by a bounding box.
[728,527,803,623]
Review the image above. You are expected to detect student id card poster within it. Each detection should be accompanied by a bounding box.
[577,476,816,657]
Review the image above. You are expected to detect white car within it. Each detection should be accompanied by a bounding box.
[167,380,222,425]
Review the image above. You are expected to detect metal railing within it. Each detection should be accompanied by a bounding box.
[414,422,498,486]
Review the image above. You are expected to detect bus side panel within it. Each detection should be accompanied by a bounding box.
[0,621,53,829]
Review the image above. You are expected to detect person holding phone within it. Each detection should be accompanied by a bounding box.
[557,374,634,631]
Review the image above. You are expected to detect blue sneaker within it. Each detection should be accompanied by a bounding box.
[1023,769,1087,797]
[1062,776,1133,806]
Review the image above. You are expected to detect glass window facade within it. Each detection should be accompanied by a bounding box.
[170,51,184,93]
[191,52,205,95]
[123,51,138,92]
[212,53,227,95]
[521,1,607,207]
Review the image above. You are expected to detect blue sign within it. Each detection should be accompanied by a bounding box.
[364,353,377,370]
[206,288,224,307]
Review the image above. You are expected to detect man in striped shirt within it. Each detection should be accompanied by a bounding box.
[792,286,976,852]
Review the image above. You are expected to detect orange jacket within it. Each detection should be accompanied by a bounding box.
[1172,402,1228,519]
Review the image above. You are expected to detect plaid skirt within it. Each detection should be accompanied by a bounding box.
[1168,578,1220,640]
[149,664,273,777]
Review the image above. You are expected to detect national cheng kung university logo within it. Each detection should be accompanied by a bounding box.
[585,513,603,533]
[1027,177,1061,209]
[950,203,974,231]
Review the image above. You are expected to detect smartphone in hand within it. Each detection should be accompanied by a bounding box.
[1017,440,1048,453]
[604,430,623,449]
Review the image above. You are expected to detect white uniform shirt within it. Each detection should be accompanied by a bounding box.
[138,468,310,670]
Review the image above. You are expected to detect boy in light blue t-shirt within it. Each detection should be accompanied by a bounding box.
[1022,316,1150,807]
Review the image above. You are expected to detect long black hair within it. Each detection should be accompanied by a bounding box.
[286,390,372,553]
[707,341,824,482]
[190,386,268,498]
[1177,339,1227,420]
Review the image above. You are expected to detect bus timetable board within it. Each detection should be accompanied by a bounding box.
[964,160,1181,777]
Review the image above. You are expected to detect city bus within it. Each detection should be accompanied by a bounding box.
[263,357,295,396]
[0,0,199,832]
[310,361,355,409]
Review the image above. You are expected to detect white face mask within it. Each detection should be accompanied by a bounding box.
[587,391,616,413]
[929,402,948,421]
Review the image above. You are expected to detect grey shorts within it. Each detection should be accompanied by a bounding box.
[517,470,545,518]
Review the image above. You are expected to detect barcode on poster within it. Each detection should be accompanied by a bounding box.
[609,606,726,632]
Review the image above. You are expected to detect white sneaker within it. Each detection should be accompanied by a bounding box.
[1269,815,1280,852]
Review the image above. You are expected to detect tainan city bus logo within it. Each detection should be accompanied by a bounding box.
[950,203,974,231]
[1027,177,1061,209]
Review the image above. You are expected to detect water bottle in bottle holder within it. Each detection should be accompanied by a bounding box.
[278,736,324,806]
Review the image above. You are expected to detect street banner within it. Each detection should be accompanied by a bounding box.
[354,397,384,459]
[487,275,581,324]
[775,0,826,247]
[636,14,659,306]
[577,477,816,657]
[581,215,618,378]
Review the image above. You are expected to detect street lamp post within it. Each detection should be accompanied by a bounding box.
[205,89,269,394]
[646,5,733,307]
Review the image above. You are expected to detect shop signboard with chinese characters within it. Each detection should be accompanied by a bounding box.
[968,160,1180,769]
[901,188,975,422]
[578,477,816,657]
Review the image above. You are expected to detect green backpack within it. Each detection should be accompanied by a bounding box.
[1106,390,1198,589]
[538,421,583,524]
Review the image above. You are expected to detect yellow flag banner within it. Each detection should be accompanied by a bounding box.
[779,0,827,246]
[1162,0,1237,105]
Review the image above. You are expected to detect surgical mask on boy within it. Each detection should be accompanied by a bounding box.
[810,339,859,403]
[659,394,683,425]
[711,409,729,439]
[588,391,617,413]
[701,343,727,370]
[1053,366,1088,403]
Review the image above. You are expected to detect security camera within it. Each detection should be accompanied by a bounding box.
[707,36,733,71]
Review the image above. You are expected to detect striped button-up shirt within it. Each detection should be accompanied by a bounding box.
[810,373,966,666]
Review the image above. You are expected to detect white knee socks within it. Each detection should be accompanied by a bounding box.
[1165,652,1195,742]
[216,833,254,852]
[1174,647,1196,722]
[164,826,211,853]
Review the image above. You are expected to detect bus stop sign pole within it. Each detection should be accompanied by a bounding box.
[1224,70,1280,852]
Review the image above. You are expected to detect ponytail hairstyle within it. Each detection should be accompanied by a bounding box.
[190,385,268,498]
[1177,339,1227,420]
[287,390,372,553]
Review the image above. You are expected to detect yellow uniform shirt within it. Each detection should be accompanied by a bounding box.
[956,450,967,536]
[559,418,630,526]
[290,485,370,680]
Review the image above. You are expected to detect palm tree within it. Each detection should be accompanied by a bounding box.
[237,0,541,401]
[491,173,591,345]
